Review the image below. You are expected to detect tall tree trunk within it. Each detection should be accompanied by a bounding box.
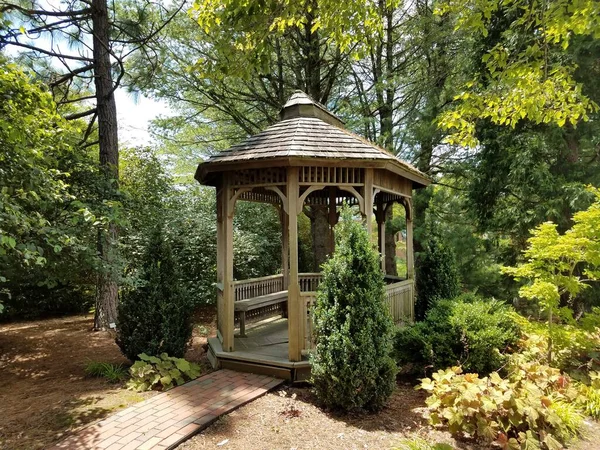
[92,0,119,331]
[305,205,331,271]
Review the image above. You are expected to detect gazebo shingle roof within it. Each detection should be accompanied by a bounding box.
[196,92,430,187]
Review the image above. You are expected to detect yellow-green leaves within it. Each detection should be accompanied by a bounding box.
[436,0,600,146]
[502,186,600,314]
[189,0,390,74]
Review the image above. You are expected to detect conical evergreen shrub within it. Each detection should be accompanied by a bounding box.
[415,235,460,320]
[116,227,193,361]
[311,206,397,412]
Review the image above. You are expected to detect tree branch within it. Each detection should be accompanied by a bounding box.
[65,108,97,120]
[0,4,91,17]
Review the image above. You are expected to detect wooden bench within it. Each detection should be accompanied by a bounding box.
[234,290,288,337]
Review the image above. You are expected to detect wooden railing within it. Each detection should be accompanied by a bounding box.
[233,274,284,301]
[299,273,322,292]
[233,273,413,353]
[385,279,414,323]
[301,292,317,352]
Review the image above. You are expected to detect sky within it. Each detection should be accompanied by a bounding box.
[114,89,172,147]
[3,2,173,148]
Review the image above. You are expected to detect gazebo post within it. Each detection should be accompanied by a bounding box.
[287,167,302,362]
[405,199,415,280]
[376,198,387,273]
[328,187,338,251]
[364,168,375,237]
[219,176,235,352]
[280,207,289,316]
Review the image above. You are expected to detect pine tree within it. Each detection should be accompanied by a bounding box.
[311,206,397,412]
[116,227,193,361]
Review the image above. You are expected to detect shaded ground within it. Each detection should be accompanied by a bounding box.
[0,309,215,450]
[2,312,599,450]
[179,384,472,450]
[180,383,600,450]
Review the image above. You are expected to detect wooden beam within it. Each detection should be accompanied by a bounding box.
[281,207,289,289]
[406,197,415,280]
[364,168,374,237]
[287,167,302,362]
[222,176,235,352]
[376,198,387,273]
[328,187,337,252]
[216,183,225,345]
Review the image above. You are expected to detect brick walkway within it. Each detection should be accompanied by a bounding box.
[49,370,283,450]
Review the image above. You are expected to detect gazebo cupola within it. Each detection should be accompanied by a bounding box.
[195,92,430,378]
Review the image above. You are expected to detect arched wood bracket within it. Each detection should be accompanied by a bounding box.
[297,184,327,215]
[401,197,413,221]
[266,186,289,214]
[338,186,365,215]
[227,187,252,216]
[216,187,224,222]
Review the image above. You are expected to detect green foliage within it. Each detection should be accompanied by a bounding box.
[415,236,461,320]
[395,295,520,375]
[311,206,397,412]
[116,227,193,361]
[394,438,453,450]
[511,314,600,380]
[84,361,128,383]
[126,353,201,392]
[436,0,600,146]
[503,186,600,363]
[0,59,103,318]
[577,371,600,419]
[190,0,388,64]
[419,365,582,449]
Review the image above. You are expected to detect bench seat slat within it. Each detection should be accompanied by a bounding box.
[234,290,288,312]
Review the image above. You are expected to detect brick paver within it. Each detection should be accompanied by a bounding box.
[49,370,283,450]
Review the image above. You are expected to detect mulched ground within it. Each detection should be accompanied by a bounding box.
[1,312,599,450]
[0,309,215,450]
[179,384,470,450]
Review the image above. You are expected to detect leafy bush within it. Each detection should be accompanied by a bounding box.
[311,206,397,412]
[395,295,520,375]
[415,236,460,320]
[127,353,201,391]
[84,361,128,383]
[577,371,600,419]
[0,60,102,319]
[419,365,582,449]
[394,438,453,450]
[116,227,193,361]
[512,314,600,380]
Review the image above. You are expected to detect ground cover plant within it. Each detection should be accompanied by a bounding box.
[84,361,128,383]
[127,353,201,392]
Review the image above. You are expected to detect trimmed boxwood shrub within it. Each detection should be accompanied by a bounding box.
[395,294,520,375]
[311,206,397,412]
[116,227,193,361]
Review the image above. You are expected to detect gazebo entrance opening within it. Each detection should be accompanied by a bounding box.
[196,92,430,380]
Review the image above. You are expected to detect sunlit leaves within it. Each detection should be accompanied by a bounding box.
[501,185,600,348]
[435,0,600,146]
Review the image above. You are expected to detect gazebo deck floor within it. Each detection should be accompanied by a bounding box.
[207,317,311,382]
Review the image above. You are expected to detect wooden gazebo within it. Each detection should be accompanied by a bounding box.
[195,92,430,380]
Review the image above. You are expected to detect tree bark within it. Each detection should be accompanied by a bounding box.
[92,0,119,331]
[384,206,398,276]
[305,205,332,271]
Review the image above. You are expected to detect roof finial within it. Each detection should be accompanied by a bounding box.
[279,91,345,128]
